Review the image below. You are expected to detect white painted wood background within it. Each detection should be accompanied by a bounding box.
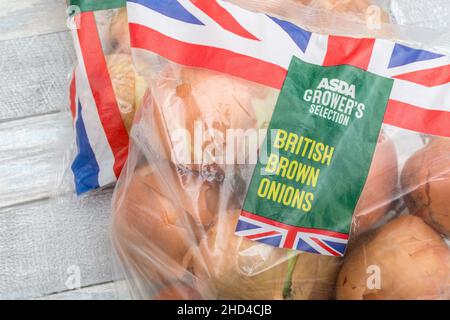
[0,0,448,300]
[0,0,118,300]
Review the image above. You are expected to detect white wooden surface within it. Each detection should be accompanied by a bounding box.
[0,189,114,299]
[390,0,450,28]
[0,0,68,41]
[0,0,448,300]
[0,32,75,121]
[0,113,73,207]
[0,0,116,300]
[35,282,119,300]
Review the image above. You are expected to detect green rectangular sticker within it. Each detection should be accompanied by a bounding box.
[69,0,126,12]
[237,57,394,256]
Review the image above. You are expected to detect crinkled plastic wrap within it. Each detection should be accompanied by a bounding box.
[111,0,449,300]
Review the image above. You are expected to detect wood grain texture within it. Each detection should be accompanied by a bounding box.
[0,188,114,300]
[0,31,76,121]
[0,0,117,300]
[0,0,68,41]
[391,0,450,28]
[0,112,74,208]
[34,282,121,300]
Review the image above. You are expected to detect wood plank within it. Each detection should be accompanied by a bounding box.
[0,0,68,41]
[34,282,123,300]
[0,31,76,121]
[0,188,115,300]
[0,112,74,208]
[390,0,450,28]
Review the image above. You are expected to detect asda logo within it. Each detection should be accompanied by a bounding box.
[304,77,366,127]
[317,78,356,99]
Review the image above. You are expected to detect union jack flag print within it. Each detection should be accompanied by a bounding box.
[237,211,349,257]
[127,0,450,137]
[127,0,450,255]
[70,9,130,195]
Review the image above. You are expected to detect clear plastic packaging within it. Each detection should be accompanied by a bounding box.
[111,0,449,300]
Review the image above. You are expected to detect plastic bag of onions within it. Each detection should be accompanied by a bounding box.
[111,0,449,300]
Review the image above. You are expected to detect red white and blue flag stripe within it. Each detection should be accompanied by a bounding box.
[126,0,450,255]
[70,12,129,194]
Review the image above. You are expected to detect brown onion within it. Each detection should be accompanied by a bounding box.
[153,284,202,300]
[146,67,262,173]
[352,133,398,235]
[337,215,450,300]
[112,166,200,285]
[401,137,450,237]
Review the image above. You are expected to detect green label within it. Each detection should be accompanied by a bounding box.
[240,57,393,255]
[69,0,126,12]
